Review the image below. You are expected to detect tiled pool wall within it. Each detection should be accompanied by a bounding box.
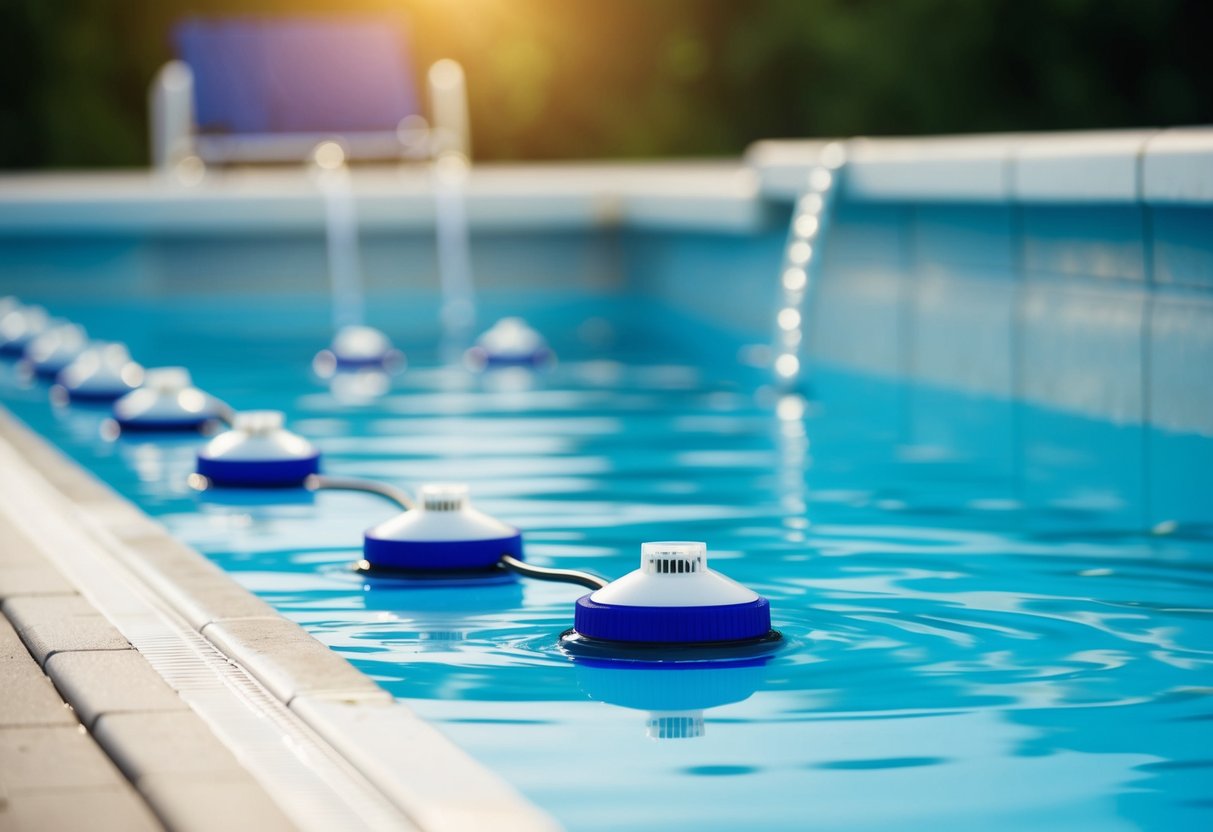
[796,129,1213,534]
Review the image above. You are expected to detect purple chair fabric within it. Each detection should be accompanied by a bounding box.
[175,16,421,136]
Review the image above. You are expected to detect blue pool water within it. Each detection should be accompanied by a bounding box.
[1,295,1211,832]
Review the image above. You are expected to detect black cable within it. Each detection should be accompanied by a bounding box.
[499,554,608,590]
[305,474,415,510]
[213,400,236,427]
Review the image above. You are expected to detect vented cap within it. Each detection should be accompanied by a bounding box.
[146,367,192,393]
[641,541,706,576]
[420,483,468,512]
[647,713,705,740]
[232,410,286,435]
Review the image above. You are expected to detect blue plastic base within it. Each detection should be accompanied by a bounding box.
[195,452,321,488]
[64,386,135,403]
[33,361,73,380]
[573,596,772,644]
[315,347,404,373]
[468,346,554,369]
[559,628,783,665]
[114,415,213,433]
[353,560,519,587]
[334,353,395,370]
[0,341,31,357]
[362,531,523,572]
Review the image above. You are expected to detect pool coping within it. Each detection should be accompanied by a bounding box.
[0,160,770,236]
[0,405,561,832]
[3,127,1212,243]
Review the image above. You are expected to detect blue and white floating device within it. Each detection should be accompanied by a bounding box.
[26,323,90,379]
[313,325,405,375]
[112,367,222,432]
[361,483,522,580]
[195,410,320,488]
[56,342,143,402]
[560,541,780,661]
[465,317,553,369]
[0,304,50,357]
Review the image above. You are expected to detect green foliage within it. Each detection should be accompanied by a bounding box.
[1,0,1210,168]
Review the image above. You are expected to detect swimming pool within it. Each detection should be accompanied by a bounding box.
[4,134,1213,830]
[1,282,1210,831]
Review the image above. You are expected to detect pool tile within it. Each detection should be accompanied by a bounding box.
[1147,289,1213,528]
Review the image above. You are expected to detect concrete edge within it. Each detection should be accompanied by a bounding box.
[0,161,769,237]
[748,126,1213,205]
[0,406,561,832]
[3,129,1210,239]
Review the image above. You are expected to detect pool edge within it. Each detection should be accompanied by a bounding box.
[0,404,562,832]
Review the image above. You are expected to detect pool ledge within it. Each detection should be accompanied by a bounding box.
[0,406,561,832]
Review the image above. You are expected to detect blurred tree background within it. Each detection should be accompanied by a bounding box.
[1,0,1210,168]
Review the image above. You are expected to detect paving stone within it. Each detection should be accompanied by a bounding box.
[0,672,75,730]
[202,617,390,704]
[0,786,162,832]
[0,516,41,568]
[0,725,127,792]
[0,563,75,601]
[3,594,131,667]
[0,510,75,600]
[93,712,251,781]
[138,775,296,832]
[0,618,74,728]
[44,650,188,729]
[120,534,277,630]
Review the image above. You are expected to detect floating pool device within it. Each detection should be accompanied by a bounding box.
[465,317,552,369]
[194,410,320,488]
[112,367,223,432]
[25,323,90,379]
[313,325,404,376]
[559,542,781,662]
[55,342,143,403]
[359,483,522,582]
[0,305,49,357]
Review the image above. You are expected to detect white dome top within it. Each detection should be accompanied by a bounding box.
[331,325,392,361]
[200,410,316,461]
[589,542,759,608]
[369,483,516,542]
[476,317,547,358]
[113,366,217,422]
[0,306,49,344]
[59,342,142,391]
[27,323,88,366]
